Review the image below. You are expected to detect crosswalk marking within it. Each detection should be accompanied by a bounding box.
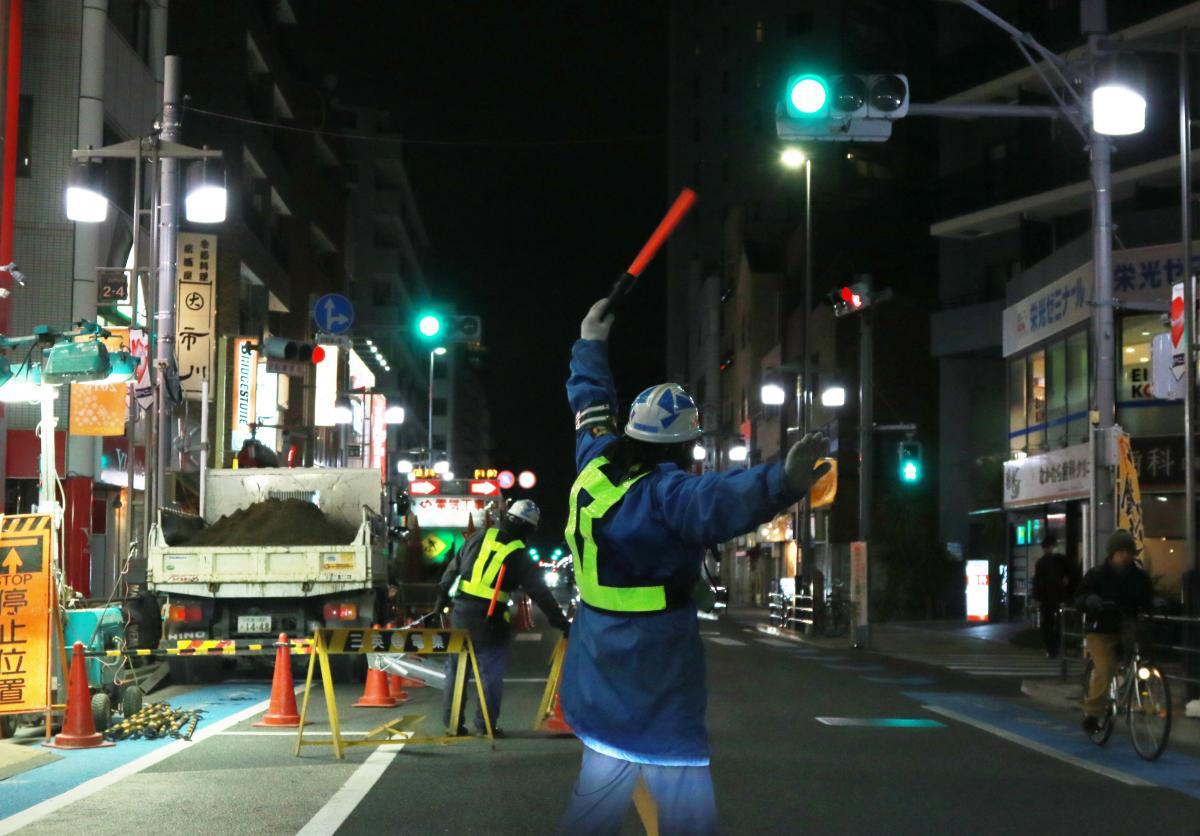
[707,637,746,646]
[891,651,1082,679]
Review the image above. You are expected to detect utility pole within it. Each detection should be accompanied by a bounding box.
[855,293,874,650]
[155,55,182,513]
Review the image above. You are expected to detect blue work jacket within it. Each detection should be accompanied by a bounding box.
[560,339,800,765]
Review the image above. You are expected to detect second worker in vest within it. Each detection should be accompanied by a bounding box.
[437,499,571,737]
[558,299,831,834]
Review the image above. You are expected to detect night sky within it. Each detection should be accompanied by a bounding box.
[309,3,670,540]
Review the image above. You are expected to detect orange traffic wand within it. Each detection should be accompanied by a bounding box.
[253,633,303,727]
[45,641,113,749]
[599,188,698,318]
[487,564,508,618]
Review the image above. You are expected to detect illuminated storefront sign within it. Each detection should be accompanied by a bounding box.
[965,559,989,623]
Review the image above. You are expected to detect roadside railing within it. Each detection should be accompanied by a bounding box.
[769,590,817,635]
[1058,605,1200,692]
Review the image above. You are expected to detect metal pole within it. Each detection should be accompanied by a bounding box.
[857,305,874,649]
[799,157,815,626]
[1088,24,1117,565]
[1182,30,1196,582]
[124,141,143,560]
[155,54,181,510]
[199,377,208,518]
[428,350,436,467]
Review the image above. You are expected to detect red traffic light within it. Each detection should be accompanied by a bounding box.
[311,345,326,364]
[839,286,863,308]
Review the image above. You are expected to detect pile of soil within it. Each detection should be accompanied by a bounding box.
[184,499,357,547]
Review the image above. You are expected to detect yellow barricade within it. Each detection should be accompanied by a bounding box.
[534,635,568,731]
[295,626,492,759]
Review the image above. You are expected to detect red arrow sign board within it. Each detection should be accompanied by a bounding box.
[409,480,440,496]
[469,480,500,496]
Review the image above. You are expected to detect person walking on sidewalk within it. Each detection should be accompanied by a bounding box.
[558,299,830,834]
[1076,529,1155,734]
[1031,534,1077,657]
[436,500,571,737]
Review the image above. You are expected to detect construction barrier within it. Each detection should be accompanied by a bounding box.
[295,626,493,759]
[533,636,571,733]
[84,638,316,658]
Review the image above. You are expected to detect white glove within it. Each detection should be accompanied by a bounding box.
[581,299,615,341]
[784,433,831,496]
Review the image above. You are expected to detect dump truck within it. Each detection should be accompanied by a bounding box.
[147,468,389,679]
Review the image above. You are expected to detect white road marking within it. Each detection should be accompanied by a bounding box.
[707,637,746,646]
[217,730,371,737]
[756,638,802,648]
[514,633,544,642]
[0,691,290,834]
[921,705,1152,787]
[297,747,401,836]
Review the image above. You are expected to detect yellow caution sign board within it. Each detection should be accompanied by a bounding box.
[295,627,492,759]
[0,515,54,717]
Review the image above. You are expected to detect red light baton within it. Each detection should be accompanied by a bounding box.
[487,564,508,618]
[600,188,697,318]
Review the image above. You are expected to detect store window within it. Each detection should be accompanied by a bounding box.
[1066,330,1089,445]
[1026,349,1046,453]
[1118,313,1177,436]
[1009,355,1026,454]
[1046,340,1067,448]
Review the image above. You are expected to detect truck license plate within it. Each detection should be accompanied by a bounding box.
[237,615,272,634]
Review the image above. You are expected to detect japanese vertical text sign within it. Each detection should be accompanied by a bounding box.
[1115,431,1145,556]
[850,541,868,629]
[176,232,218,398]
[0,516,53,715]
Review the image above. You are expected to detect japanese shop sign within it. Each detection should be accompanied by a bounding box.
[1115,432,1145,556]
[231,338,257,438]
[413,496,491,529]
[1003,442,1091,508]
[176,232,217,398]
[0,515,54,716]
[1004,241,1200,357]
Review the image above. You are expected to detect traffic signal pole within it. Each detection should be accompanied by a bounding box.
[855,307,873,650]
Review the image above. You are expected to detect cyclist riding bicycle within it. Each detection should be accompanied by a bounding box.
[1076,529,1156,735]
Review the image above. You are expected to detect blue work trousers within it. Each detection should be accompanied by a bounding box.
[441,604,509,732]
[559,745,718,835]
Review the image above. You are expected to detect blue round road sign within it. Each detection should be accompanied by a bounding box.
[313,293,355,334]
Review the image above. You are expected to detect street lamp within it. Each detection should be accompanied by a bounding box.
[821,385,846,408]
[692,443,707,462]
[65,159,108,223]
[428,346,447,467]
[434,460,450,475]
[183,156,227,223]
[396,459,414,475]
[780,147,806,170]
[384,405,406,425]
[728,443,749,463]
[761,381,787,406]
[1092,56,1147,136]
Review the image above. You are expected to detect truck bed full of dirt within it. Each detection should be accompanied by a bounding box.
[183,499,358,547]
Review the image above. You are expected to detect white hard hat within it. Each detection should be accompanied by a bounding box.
[507,499,540,528]
[625,383,701,444]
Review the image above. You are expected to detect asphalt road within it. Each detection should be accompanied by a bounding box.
[3,615,1200,835]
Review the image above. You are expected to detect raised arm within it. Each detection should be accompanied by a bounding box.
[568,300,619,470]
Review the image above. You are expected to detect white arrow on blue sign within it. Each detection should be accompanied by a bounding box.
[313,293,355,334]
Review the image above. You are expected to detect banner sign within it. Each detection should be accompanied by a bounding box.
[231,337,257,439]
[1115,431,1145,555]
[176,233,217,398]
[0,515,54,716]
[1003,442,1091,508]
[850,541,868,630]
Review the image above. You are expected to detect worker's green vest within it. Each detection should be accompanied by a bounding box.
[457,528,525,603]
[565,456,668,613]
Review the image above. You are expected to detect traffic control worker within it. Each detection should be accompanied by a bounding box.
[437,499,571,736]
[558,299,830,834]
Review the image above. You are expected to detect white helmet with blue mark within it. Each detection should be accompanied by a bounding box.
[625,383,701,444]
[507,499,541,528]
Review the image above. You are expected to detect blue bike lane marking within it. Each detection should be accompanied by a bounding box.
[0,682,271,822]
[905,690,1200,800]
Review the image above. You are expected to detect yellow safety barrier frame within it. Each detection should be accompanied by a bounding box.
[294,626,492,759]
[534,635,568,730]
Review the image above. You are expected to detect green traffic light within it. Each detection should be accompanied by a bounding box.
[786,74,829,117]
[418,314,442,338]
[901,461,920,483]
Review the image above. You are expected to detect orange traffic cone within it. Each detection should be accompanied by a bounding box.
[355,626,397,708]
[382,624,409,702]
[45,642,114,749]
[253,634,302,727]
[544,693,573,734]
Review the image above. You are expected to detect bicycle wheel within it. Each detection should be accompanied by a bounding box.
[1082,659,1115,745]
[1127,664,1171,761]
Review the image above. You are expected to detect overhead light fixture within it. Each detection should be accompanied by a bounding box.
[728,443,749,463]
[184,155,227,223]
[65,159,109,223]
[1092,55,1147,136]
[384,405,406,424]
[433,346,447,356]
[821,385,846,407]
[433,460,450,475]
[333,396,353,424]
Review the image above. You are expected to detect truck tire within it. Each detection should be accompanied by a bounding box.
[91,692,113,733]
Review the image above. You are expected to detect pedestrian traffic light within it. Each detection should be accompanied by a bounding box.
[262,337,324,364]
[778,73,909,142]
[898,440,923,484]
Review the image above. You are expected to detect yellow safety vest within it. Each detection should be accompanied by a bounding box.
[565,456,669,613]
[457,528,525,604]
